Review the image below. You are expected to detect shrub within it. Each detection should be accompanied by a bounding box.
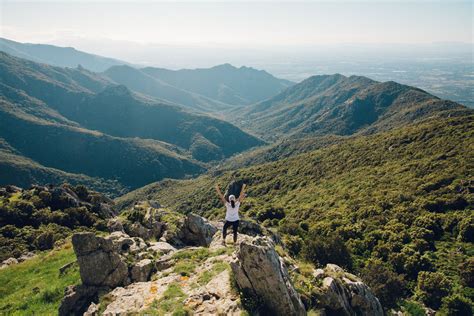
[440,294,473,316]
[361,259,406,308]
[301,234,352,269]
[457,216,474,242]
[283,235,303,256]
[415,271,451,309]
[256,206,285,222]
[413,214,443,239]
[458,258,474,287]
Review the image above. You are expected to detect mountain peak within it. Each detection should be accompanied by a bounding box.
[97,84,133,98]
[211,63,237,70]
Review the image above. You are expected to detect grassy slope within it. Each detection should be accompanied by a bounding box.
[0,243,79,315]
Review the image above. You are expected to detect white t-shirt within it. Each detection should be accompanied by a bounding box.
[225,201,240,222]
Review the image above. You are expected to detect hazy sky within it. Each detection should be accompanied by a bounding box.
[1,0,472,47]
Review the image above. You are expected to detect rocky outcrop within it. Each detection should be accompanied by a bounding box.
[313,264,384,316]
[225,180,245,200]
[59,284,105,316]
[59,231,153,315]
[0,252,36,269]
[122,207,165,240]
[179,213,218,246]
[72,232,151,287]
[184,270,241,315]
[130,259,154,282]
[59,208,383,316]
[231,236,306,316]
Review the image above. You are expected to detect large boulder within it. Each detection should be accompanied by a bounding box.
[130,259,154,282]
[180,213,218,247]
[72,233,129,288]
[231,236,306,316]
[314,264,384,316]
[59,284,104,316]
[123,207,165,240]
[61,232,155,315]
[224,180,245,201]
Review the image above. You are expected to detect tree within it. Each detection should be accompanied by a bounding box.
[415,271,451,309]
[302,234,352,269]
[458,217,474,242]
[440,294,472,316]
[458,258,474,287]
[361,259,406,308]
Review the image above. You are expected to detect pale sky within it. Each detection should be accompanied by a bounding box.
[1,0,473,47]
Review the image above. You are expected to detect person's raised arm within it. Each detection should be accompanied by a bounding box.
[238,183,247,202]
[215,184,227,205]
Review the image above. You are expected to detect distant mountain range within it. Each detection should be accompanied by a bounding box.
[141,64,293,105]
[1,39,471,198]
[0,37,129,72]
[0,52,263,194]
[1,38,293,113]
[235,74,468,140]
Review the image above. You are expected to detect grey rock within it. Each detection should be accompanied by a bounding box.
[123,207,165,241]
[58,284,102,316]
[180,213,218,247]
[107,218,124,232]
[148,241,177,254]
[224,180,245,201]
[84,302,99,316]
[231,236,306,316]
[59,261,76,276]
[2,257,18,266]
[314,264,384,316]
[17,251,35,262]
[130,259,154,282]
[72,233,129,288]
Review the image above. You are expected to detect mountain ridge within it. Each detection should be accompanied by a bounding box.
[235,73,467,140]
[0,37,129,72]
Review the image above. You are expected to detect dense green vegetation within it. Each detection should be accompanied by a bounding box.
[117,115,474,311]
[0,51,264,191]
[234,73,467,141]
[0,184,114,261]
[0,243,79,314]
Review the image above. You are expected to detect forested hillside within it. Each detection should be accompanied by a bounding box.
[117,114,474,309]
[236,74,467,140]
[0,52,263,192]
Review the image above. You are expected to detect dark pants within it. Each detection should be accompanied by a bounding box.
[223,220,239,242]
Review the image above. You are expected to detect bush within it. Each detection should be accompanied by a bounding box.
[415,271,451,309]
[256,206,285,222]
[302,234,352,269]
[440,294,473,316]
[283,235,303,256]
[361,259,406,308]
[34,232,55,251]
[458,216,474,242]
[458,258,474,287]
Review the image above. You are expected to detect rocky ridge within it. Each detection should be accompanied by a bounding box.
[59,203,383,315]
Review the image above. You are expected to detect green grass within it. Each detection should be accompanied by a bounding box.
[0,243,79,315]
[401,300,426,316]
[197,262,229,286]
[140,283,190,316]
[171,247,233,278]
